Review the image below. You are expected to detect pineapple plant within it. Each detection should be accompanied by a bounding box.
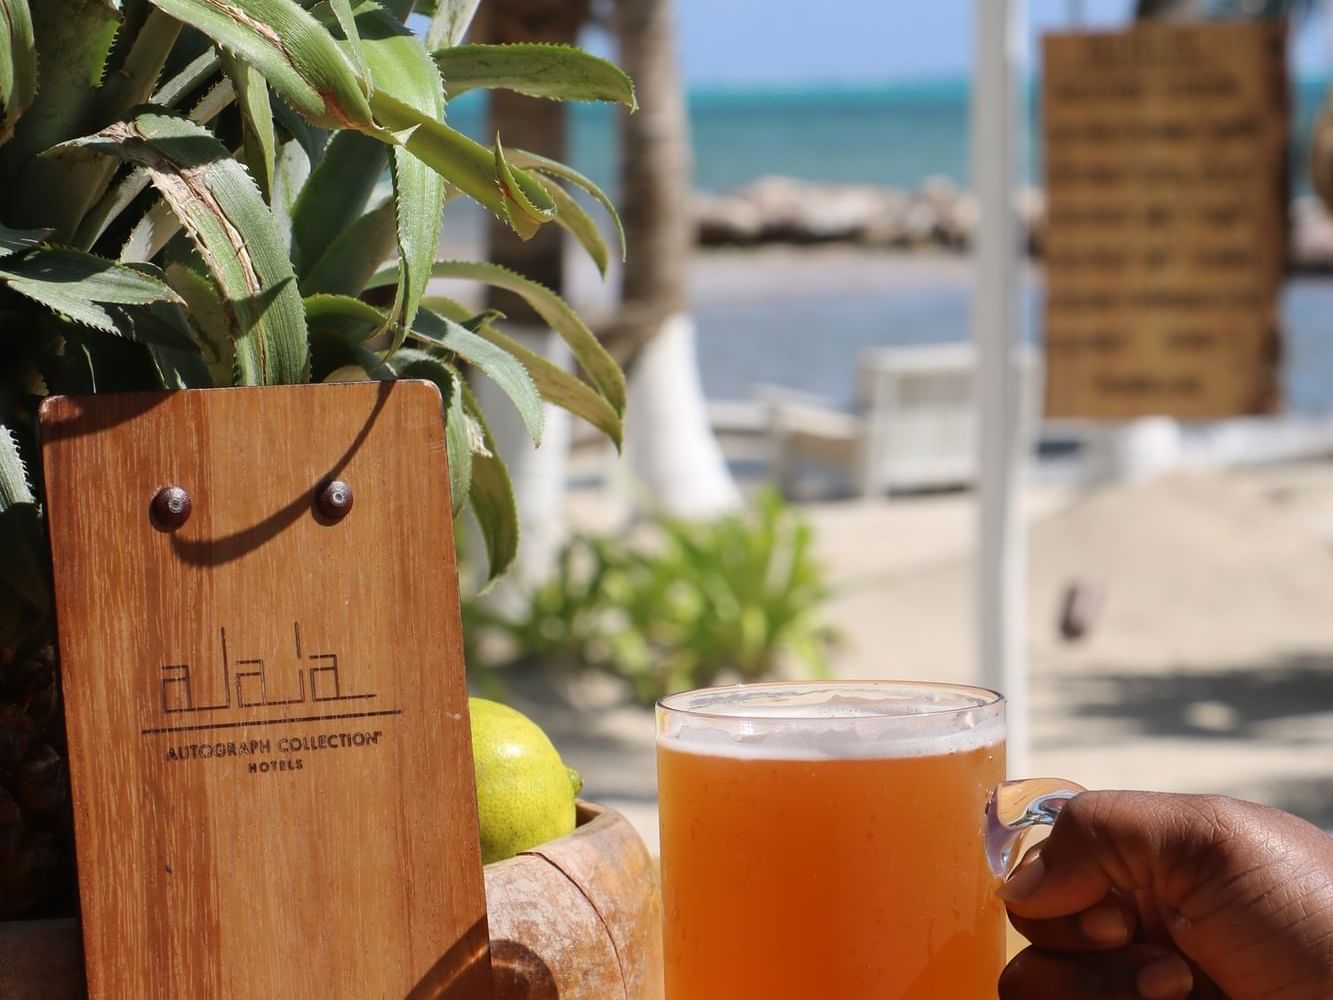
[0,0,633,919]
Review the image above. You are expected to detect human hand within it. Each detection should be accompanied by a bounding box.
[999,791,1333,1000]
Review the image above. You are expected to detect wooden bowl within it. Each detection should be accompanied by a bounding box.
[0,802,663,1000]
[486,802,664,1000]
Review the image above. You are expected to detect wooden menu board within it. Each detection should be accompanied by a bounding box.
[39,382,493,1000]
[1042,22,1288,420]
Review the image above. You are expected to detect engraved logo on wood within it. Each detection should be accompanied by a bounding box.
[141,622,403,775]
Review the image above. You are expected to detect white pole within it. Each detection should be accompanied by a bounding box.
[973,0,1030,777]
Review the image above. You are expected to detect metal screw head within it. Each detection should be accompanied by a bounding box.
[316,479,353,522]
[150,486,191,532]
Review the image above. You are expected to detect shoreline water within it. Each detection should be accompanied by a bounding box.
[685,248,1333,418]
[436,222,1333,419]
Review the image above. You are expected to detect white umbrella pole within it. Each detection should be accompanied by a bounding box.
[973,0,1030,777]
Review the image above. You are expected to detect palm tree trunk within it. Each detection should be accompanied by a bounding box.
[613,0,691,347]
[612,0,739,517]
[477,0,590,309]
[1315,97,1333,215]
[472,0,590,589]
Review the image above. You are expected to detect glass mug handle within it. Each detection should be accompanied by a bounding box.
[985,777,1087,876]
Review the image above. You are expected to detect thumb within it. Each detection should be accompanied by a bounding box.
[998,789,1184,920]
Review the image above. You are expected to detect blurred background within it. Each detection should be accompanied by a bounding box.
[432,0,1333,852]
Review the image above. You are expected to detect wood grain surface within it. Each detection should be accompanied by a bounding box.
[0,804,664,1000]
[38,382,493,1000]
[487,803,665,1000]
[1043,22,1288,420]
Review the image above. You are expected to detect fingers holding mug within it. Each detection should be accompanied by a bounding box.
[999,943,1205,1000]
[1007,893,1141,953]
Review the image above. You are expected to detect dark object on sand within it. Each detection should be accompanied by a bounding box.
[1059,580,1106,643]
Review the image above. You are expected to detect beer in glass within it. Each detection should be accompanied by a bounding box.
[657,681,1009,999]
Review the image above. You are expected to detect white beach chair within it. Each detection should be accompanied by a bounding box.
[760,343,1040,498]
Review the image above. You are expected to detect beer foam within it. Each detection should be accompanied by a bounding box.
[658,689,1004,761]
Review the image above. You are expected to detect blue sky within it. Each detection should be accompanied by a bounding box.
[656,0,1330,85]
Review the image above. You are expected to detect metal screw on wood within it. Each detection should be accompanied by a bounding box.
[150,486,191,532]
[316,479,353,521]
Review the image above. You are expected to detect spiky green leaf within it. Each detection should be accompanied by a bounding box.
[0,425,34,514]
[332,1,445,344]
[76,167,153,253]
[305,291,384,333]
[47,10,187,246]
[390,349,469,516]
[305,293,395,380]
[109,262,204,354]
[492,134,554,241]
[143,0,373,129]
[149,339,214,389]
[5,1,120,236]
[377,0,414,22]
[126,285,214,388]
[434,43,636,108]
[270,138,312,248]
[269,92,329,165]
[445,374,472,519]
[508,147,625,262]
[289,130,386,276]
[165,263,235,385]
[120,198,180,262]
[150,50,222,109]
[93,9,183,125]
[462,383,517,587]
[410,308,543,445]
[535,173,609,276]
[78,73,238,253]
[375,260,626,414]
[65,110,309,385]
[367,90,554,239]
[0,223,49,259]
[0,246,184,335]
[0,0,37,143]
[326,0,370,84]
[301,197,397,295]
[192,77,244,131]
[6,0,117,168]
[221,49,277,201]
[424,0,480,50]
[0,424,48,614]
[423,295,623,447]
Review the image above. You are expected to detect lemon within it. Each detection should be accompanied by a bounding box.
[469,697,582,864]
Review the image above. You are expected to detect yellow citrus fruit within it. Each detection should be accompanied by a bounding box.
[469,697,582,865]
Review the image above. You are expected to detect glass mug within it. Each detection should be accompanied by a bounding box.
[655,681,1082,1000]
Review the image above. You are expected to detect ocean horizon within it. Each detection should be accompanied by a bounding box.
[449,74,1330,196]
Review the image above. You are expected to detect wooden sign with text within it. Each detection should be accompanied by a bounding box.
[39,382,493,1000]
[1043,22,1288,419]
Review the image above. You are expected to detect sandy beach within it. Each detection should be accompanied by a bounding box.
[815,467,1333,815]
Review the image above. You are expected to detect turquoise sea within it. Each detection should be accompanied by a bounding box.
[449,77,1333,416]
[451,75,1330,195]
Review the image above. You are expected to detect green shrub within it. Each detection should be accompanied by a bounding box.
[466,490,837,704]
